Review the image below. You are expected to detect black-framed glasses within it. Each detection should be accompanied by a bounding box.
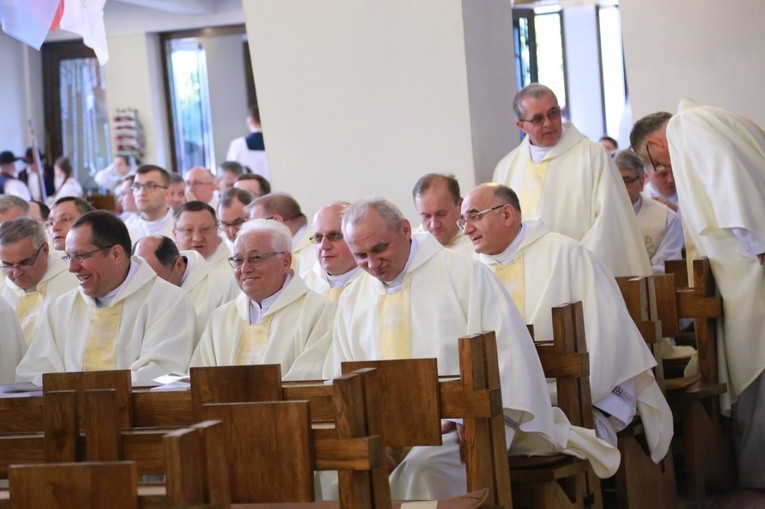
[309,231,343,244]
[518,107,562,127]
[227,251,284,269]
[62,245,116,264]
[645,145,663,173]
[131,182,168,192]
[456,205,504,230]
[1,244,45,273]
[45,215,75,229]
[218,218,247,231]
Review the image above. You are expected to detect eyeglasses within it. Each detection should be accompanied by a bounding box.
[622,175,642,185]
[1,244,45,273]
[62,245,116,264]
[218,219,246,231]
[456,205,504,230]
[174,225,216,237]
[45,215,75,228]
[187,180,213,187]
[228,251,284,269]
[518,107,562,127]
[309,231,343,244]
[645,145,665,173]
[131,182,168,192]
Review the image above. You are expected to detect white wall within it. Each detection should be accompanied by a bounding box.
[621,0,765,128]
[243,0,517,220]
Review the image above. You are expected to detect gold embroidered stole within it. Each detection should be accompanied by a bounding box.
[519,160,551,218]
[325,287,344,302]
[235,315,273,365]
[378,287,411,360]
[16,284,46,345]
[83,302,124,371]
[494,259,526,317]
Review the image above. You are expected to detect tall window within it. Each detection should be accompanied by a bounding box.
[165,39,214,173]
[598,5,627,139]
[43,41,111,191]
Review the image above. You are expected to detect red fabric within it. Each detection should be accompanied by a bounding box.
[50,0,65,31]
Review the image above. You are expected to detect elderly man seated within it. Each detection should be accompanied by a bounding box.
[190,219,334,380]
[16,210,196,386]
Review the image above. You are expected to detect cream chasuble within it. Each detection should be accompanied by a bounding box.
[518,161,549,219]
[82,303,123,370]
[303,261,362,303]
[234,317,273,365]
[0,296,25,383]
[493,261,525,317]
[16,290,44,345]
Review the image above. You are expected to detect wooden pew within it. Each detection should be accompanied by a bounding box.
[509,302,602,509]
[661,258,737,506]
[613,275,679,509]
[8,461,138,509]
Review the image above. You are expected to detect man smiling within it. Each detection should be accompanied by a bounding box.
[16,211,195,386]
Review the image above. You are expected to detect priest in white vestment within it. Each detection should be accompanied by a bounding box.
[190,219,334,381]
[323,198,619,500]
[124,165,176,245]
[133,236,235,344]
[173,200,239,301]
[0,296,25,383]
[493,83,650,277]
[615,151,684,274]
[302,202,362,301]
[412,173,474,257]
[15,210,196,387]
[218,187,254,250]
[0,218,77,348]
[462,183,673,461]
[247,192,316,276]
[632,102,765,488]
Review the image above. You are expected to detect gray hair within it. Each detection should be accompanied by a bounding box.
[0,195,30,216]
[237,218,292,253]
[342,198,405,237]
[630,112,672,156]
[614,150,645,179]
[513,83,557,120]
[0,217,47,249]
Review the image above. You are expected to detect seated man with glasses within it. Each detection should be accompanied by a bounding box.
[16,211,195,386]
[184,167,218,209]
[124,165,175,245]
[246,192,316,277]
[133,235,234,345]
[302,202,362,301]
[1,217,77,341]
[47,197,94,252]
[0,218,76,377]
[461,183,672,462]
[614,150,683,274]
[174,200,239,301]
[217,187,254,249]
[493,83,650,277]
[190,219,333,380]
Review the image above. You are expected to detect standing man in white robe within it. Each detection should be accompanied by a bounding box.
[631,103,765,488]
[124,165,175,245]
[190,219,333,381]
[412,173,473,256]
[323,198,618,500]
[0,218,77,348]
[303,202,362,301]
[16,210,196,386]
[247,192,316,277]
[462,183,672,460]
[133,235,234,345]
[493,83,650,277]
[173,201,238,302]
[614,150,684,274]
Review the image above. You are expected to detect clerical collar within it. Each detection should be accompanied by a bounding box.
[633,195,643,215]
[249,273,292,324]
[528,126,568,163]
[383,236,419,292]
[326,266,361,289]
[292,225,307,249]
[487,224,526,265]
[96,260,139,308]
[180,256,191,286]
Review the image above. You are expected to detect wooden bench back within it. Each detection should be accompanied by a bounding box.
[42,370,133,429]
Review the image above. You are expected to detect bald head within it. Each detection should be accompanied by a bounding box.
[312,202,356,276]
[133,235,185,286]
[461,183,522,255]
[184,167,216,203]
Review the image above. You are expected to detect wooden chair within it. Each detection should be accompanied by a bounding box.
[509,302,602,509]
[8,461,137,509]
[613,275,679,509]
[662,258,737,506]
